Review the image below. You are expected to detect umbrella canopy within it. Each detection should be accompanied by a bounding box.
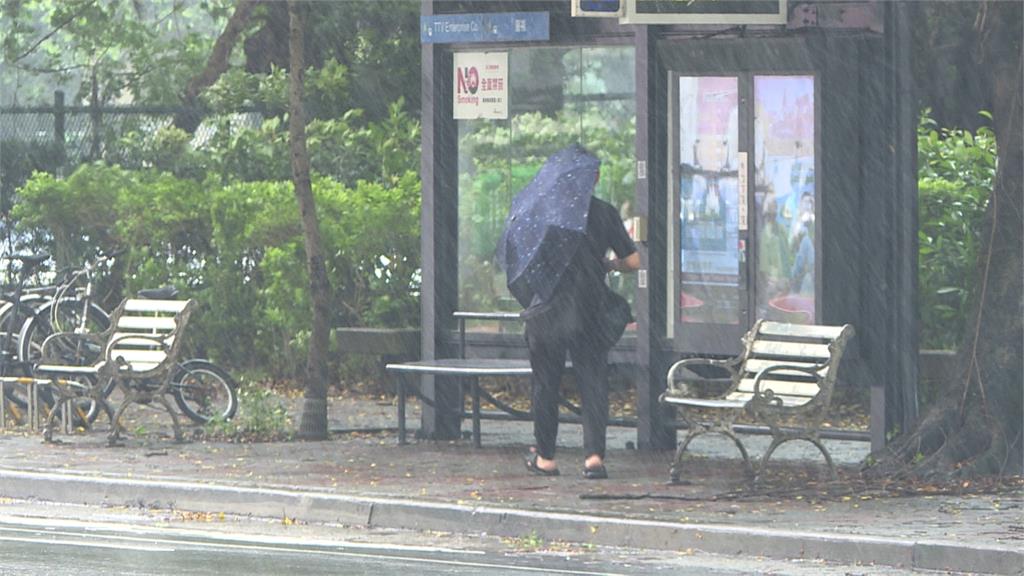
[497,144,601,307]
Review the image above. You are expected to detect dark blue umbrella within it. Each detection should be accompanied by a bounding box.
[497,144,600,307]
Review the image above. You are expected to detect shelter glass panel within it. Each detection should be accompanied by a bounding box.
[678,76,741,325]
[456,45,636,328]
[753,75,816,323]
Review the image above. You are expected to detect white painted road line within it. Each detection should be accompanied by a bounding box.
[0,525,627,576]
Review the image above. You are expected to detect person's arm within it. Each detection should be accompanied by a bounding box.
[606,251,640,273]
[596,198,640,274]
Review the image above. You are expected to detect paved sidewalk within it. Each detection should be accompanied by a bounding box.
[1,396,1021,574]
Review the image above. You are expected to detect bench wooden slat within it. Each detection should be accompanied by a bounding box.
[453,311,522,321]
[750,340,832,361]
[734,378,820,397]
[661,396,747,409]
[108,349,169,364]
[758,321,846,340]
[123,299,190,314]
[34,363,99,375]
[115,316,178,331]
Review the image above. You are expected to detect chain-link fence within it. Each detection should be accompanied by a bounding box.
[0,90,261,212]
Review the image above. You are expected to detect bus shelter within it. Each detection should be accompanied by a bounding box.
[418,0,918,452]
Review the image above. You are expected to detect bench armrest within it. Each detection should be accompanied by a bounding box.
[750,363,826,406]
[38,331,105,366]
[665,357,739,397]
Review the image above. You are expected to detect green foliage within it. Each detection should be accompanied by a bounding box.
[303,1,422,121]
[203,385,292,442]
[13,162,125,266]
[109,125,210,180]
[0,138,64,213]
[204,115,291,183]
[204,66,289,113]
[308,99,421,187]
[13,112,422,377]
[4,1,426,387]
[199,172,421,376]
[507,530,546,551]
[198,71,420,187]
[1,0,227,107]
[917,110,995,349]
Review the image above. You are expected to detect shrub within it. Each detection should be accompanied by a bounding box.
[917,110,995,350]
[13,163,420,379]
[0,139,64,214]
[203,385,292,442]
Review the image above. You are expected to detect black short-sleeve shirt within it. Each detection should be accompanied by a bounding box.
[558,197,638,301]
[585,197,638,265]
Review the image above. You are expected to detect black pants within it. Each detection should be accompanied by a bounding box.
[525,314,609,461]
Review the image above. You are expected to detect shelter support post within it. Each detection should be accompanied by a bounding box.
[634,25,674,452]
[418,0,461,440]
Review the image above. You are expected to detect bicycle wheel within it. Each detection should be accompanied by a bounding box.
[172,359,238,424]
[0,300,44,409]
[0,299,42,359]
[18,298,110,365]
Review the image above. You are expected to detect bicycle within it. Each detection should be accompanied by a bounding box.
[0,254,52,404]
[0,253,102,429]
[9,251,114,424]
[0,255,57,370]
[18,250,115,367]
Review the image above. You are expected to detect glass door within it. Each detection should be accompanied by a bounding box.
[670,74,748,353]
[669,72,817,355]
[752,75,817,324]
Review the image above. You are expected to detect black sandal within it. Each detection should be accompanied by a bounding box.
[582,464,608,480]
[525,453,560,477]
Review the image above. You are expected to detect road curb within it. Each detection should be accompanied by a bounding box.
[1,468,1020,574]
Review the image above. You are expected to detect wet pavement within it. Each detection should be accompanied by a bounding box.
[1,396,1021,574]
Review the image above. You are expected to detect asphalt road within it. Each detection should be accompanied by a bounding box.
[0,532,624,576]
[0,503,923,576]
[0,523,713,576]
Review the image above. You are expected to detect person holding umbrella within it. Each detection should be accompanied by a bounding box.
[497,144,640,480]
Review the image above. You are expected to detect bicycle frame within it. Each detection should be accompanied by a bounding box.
[48,249,119,334]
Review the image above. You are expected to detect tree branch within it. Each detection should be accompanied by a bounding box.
[172,0,257,132]
[11,0,99,64]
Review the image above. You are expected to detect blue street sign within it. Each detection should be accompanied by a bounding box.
[579,0,621,12]
[421,12,549,44]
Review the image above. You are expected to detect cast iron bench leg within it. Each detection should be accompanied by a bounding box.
[397,373,407,445]
[471,376,481,448]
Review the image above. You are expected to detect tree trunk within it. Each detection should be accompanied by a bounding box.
[244,2,290,74]
[172,0,256,133]
[868,1,1022,480]
[288,0,332,441]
